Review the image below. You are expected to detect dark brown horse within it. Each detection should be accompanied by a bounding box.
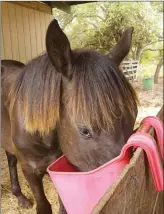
[1,19,138,214]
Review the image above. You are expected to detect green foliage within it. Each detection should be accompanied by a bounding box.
[140,64,163,78]
[53,2,163,61]
[150,2,164,13]
[141,51,160,64]
[141,41,163,64]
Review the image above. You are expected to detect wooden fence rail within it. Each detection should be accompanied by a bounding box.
[121,61,139,81]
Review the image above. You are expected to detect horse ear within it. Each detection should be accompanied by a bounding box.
[46,19,73,79]
[108,27,134,65]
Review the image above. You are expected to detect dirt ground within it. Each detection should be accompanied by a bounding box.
[1,77,163,214]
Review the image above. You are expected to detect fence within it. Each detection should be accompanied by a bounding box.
[121,61,139,81]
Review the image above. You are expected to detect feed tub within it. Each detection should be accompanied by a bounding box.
[92,106,163,214]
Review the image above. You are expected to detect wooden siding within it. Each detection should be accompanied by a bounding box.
[11,2,52,14]
[1,2,53,63]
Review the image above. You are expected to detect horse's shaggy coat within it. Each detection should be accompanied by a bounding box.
[9,51,138,135]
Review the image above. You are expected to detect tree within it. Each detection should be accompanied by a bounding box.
[154,53,163,84]
[53,2,163,61]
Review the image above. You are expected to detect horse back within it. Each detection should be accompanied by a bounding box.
[1,60,25,154]
[1,60,24,98]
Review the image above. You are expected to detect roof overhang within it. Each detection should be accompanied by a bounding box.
[41,1,96,13]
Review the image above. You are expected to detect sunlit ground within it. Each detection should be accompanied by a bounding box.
[134,77,163,127]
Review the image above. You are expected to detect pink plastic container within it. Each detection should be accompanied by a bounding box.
[48,153,129,214]
[47,116,163,214]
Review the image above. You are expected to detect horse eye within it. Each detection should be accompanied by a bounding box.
[78,126,91,138]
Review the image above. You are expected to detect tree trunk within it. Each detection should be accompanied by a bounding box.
[135,45,143,61]
[154,58,163,84]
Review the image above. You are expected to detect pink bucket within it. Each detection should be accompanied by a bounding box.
[48,153,129,214]
[47,116,163,214]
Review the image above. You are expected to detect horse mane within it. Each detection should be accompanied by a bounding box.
[9,53,62,135]
[65,50,138,132]
[9,50,138,135]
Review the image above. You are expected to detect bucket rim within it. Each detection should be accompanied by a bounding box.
[47,151,129,176]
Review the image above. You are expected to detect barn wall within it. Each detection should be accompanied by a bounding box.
[1,2,54,63]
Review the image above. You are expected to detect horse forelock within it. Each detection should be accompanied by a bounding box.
[9,53,62,135]
[65,50,138,132]
[9,50,138,135]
